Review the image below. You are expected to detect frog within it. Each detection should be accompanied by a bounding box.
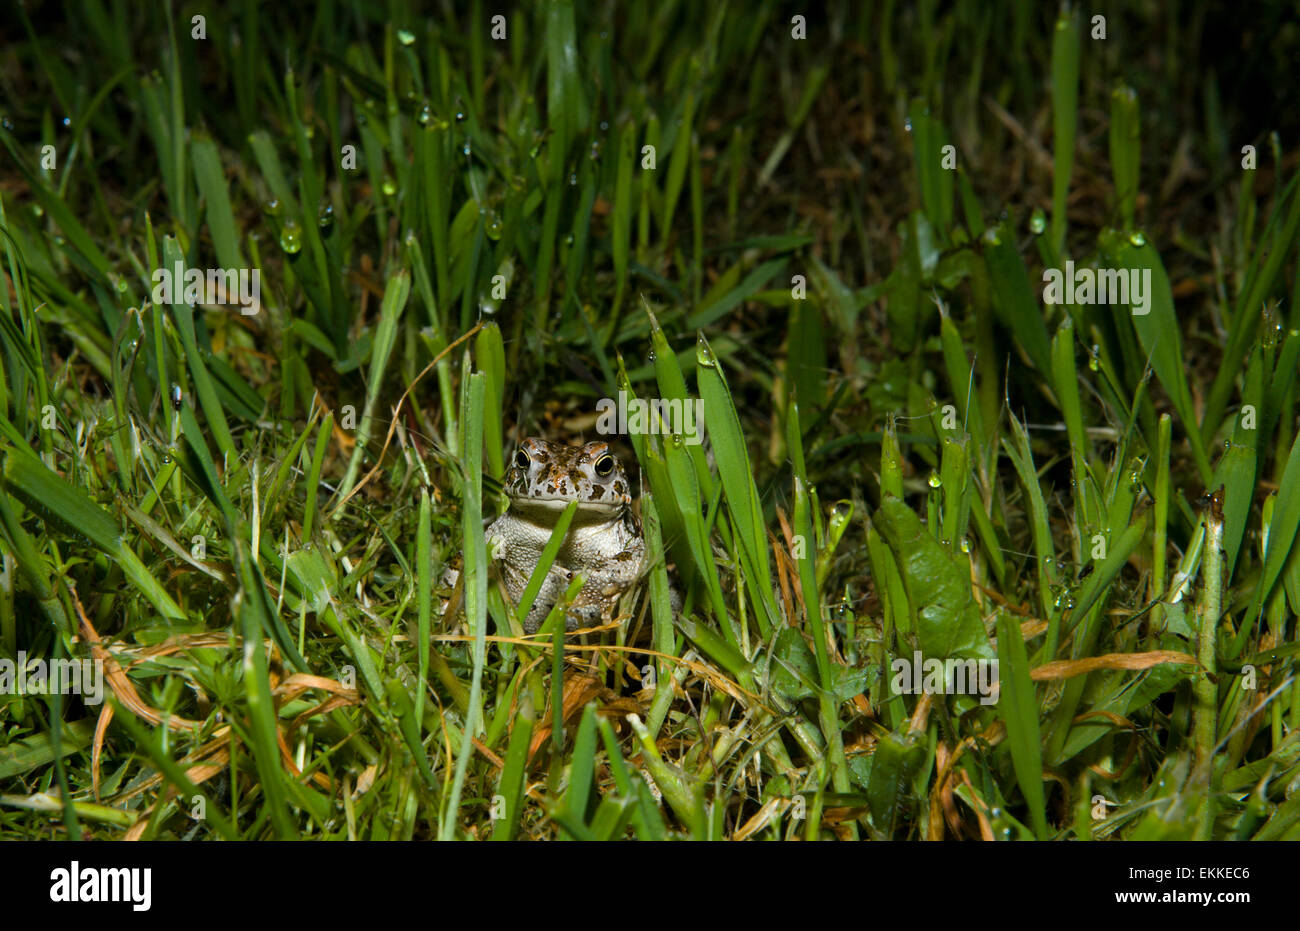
[484,437,645,633]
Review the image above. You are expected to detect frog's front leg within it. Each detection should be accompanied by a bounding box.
[519,563,574,633]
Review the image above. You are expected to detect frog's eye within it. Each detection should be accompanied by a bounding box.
[514,449,530,468]
[594,454,615,477]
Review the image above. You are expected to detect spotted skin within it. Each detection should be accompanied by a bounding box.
[486,438,644,632]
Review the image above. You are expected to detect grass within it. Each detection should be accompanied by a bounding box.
[0,0,1299,840]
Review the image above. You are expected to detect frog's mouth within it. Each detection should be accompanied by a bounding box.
[512,496,626,518]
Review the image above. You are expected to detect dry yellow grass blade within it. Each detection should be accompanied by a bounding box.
[1029,650,1198,681]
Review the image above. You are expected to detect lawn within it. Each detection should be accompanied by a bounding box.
[1,0,1299,841]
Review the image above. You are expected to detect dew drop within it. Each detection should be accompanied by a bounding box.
[696,335,717,367]
[928,472,942,488]
[381,176,397,197]
[569,172,578,185]
[462,141,472,156]
[279,219,302,254]
[318,202,335,231]
[1029,209,1046,235]
[264,198,282,217]
[486,212,503,240]
[981,228,1001,247]
[397,29,416,45]
[1128,231,1146,247]
[417,102,433,127]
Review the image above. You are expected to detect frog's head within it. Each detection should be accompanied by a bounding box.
[503,437,633,515]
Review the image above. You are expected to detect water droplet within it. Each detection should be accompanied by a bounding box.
[599,121,609,131]
[1029,209,1047,235]
[397,29,416,45]
[928,472,942,488]
[461,141,472,156]
[318,202,334,231]
[981,228,1001,247]
[564,233,574,246]
[455,110,466,123]
[1088,345,1101,371]
[1128,231,1146,247]
[589,140,601,160]
[381,176,397,197]
[62,116,70,127]
[264,198,282,217]
[696,336,717,368]
[279,219,302,254]
[486,212,503,240]
[0,115,13,131]
[903,117,912,133]
[569,172,578,185]
[959,537,971,553]
[417,102,433,126]
[30,203,43,218]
